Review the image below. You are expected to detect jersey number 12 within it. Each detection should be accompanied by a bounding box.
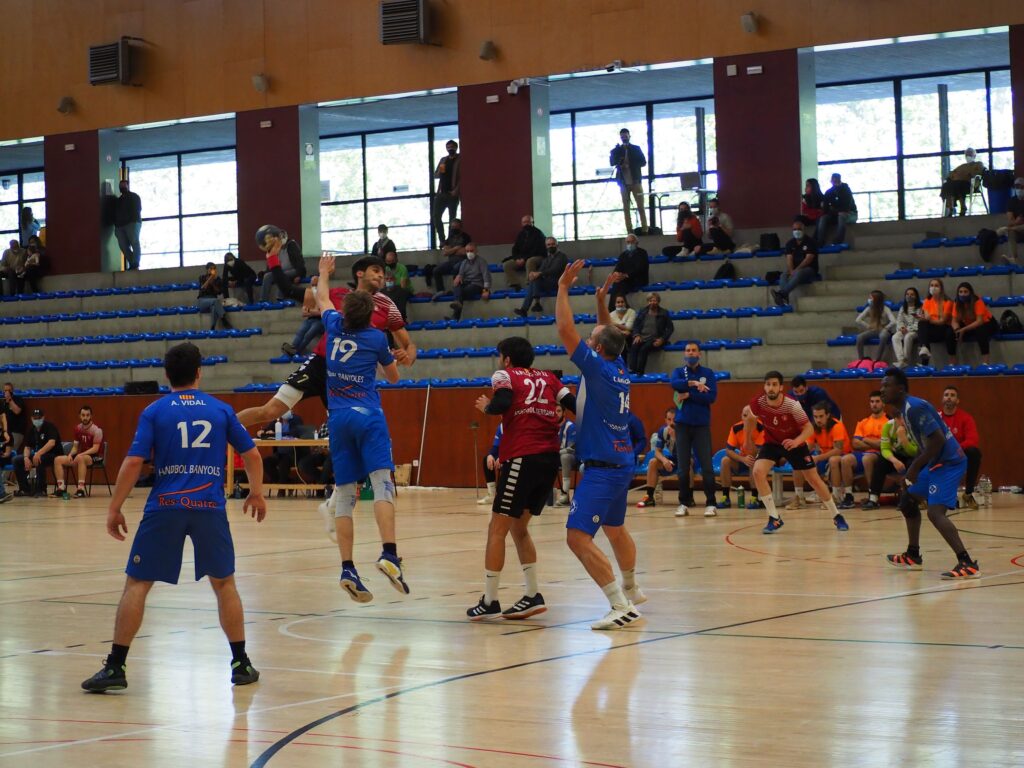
[177,420,212,448]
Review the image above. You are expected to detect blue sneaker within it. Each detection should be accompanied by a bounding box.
[718,497,732,509]
[376,552,410,595]
[762,515,784,534]
[746,498,763,510]
[833,513,849,531]
[339,566,373,603]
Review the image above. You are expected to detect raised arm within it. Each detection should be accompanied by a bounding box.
[314,253,335,314]
[594,271,618,328]
[556,259,586,353]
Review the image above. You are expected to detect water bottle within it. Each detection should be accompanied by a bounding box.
[736,486,745,508]
[979,475,991,507]
[274,420,283,440]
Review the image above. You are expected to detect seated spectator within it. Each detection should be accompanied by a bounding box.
[608,234,649,307]
[256,225,306,302]
[637,408,676,508]
[514,236,567,317]
[791,402,849,510]
[0,411,12,504]
[282,277,324,357]
[196,262,232,330]
[502,215,547,290]
[789,375,842,421]
[918,278,953,366]
[854,290,895,363]
[2,382,26,452]
[478,423,503,506]
[14,408,63,498]
[892,287,924,368]
[555,407,576,507]
[257,411,306,493]
[801,178,824,224]
[370,224,396,260]
[52,405,104,498]
[627,293,673,375]
[940,385,982,509]
[861,409,917,510]
[1,239,26,296]
[448,243,490,321]
[816,172,857,245]
[609,295,637,338]
[382,249,412,319]
[950,281,998,365]
[661,202,702,260]
[999,177,1024,264]
[693,197,735,256]
[839,390,887,509]
[431,218,471,296]
[720,418,765,509]
[21,236,45,294]
[771,217,818,307]
[941,148,986,217]
[222,251,258,305]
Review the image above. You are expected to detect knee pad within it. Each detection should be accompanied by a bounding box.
[333,483,357,518]
[369,468,396,504]
[899,493,921,519]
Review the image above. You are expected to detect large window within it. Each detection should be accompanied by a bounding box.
[0,169,45,245]
[123,148,238,269]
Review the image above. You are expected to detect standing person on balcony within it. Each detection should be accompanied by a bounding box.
[114,179,143,270]
[432,140,461,246]
[610,128,648,235]
[816,173,857,246]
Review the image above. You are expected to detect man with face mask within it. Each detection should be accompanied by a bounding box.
[381,248,411,319]
[221,251,258,306]
[256,225,307,302]
[514,237,568,317]
[0,239,26,296]
[941,148,986,217]
[448,243,490,321]
[626,293,673,375]
[502,215,548,290]
[670,343,719,517]
[609,128,648,235]
[14,408,63,498]
[197,262,231,331]
[998,177,1024,264]
[370,224,396,260]
[772,216,819,307]
[608,234,649,309]
[52,405,105,499]
[114,179,143,270]
[432,140,462,245]
[431,218,472,296]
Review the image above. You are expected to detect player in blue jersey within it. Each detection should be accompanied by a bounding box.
[879,368,978,579]
[314,254,405,602]
[81,343,267,693]
[555,261,644,630]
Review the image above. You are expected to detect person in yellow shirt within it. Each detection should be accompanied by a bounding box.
[789,402,850,509]
[839,390,887,509]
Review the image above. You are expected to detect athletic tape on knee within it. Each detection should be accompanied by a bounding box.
[333,483,357,518]
[369,468,396,503]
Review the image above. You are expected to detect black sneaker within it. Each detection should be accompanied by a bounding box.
[50,487,66,498]
[0,492,11,504]
[861,498,880,510]
[530,301,544,313]
[940,558,981,580]
[281,342,298,357]
[502,593,547,620]
[81,660,127,693]
[513,308,527,318]
[221,315,233,330]
[838,493,855,510]
[466,595,502,621]
[231,658,260,685]
[73,488,87,498]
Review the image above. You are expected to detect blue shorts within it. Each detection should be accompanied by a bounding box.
[567,463,634,536]
[850,451,880,475]
[815,459,830,475]
[724,456,750,476]
[328,407,394,485]
[643,451,674,477]
[907,457,966,510]
[126,508,234,584]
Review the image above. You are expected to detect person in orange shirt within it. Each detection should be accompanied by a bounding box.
[839,390,887,509]
[721,418,765,509]
[790,402,849,510]
[950,282,998,365]
[918,278,953,367]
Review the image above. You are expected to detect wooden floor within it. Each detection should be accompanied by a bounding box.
[2,487,1023,767]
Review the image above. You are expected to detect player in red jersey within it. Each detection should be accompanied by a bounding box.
[52,404,105,499]
[742,370,849,534]
[467,336,576,621]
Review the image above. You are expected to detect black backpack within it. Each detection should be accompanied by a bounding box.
[713,259,736,279]
[977,228,998,262]
[999,309,1023,334]
[759,233,781,251]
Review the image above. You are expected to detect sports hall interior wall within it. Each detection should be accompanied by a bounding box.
[25,376,1022,489]
[2,1,1024,140]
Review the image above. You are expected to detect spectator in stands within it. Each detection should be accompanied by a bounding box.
[950,282,998,365]
[817,172,857,245]
[19,206,39,246]
[661,202,702,260]
[449,243,490,321]
[370,224,396,260]
[609,295,637,338]
[514,237,567,317]
[197,262,232,330]
[999,177,1024,264]
[14,408,63,498]
[797,402,850,510]
[637,409,676,508]
[789,375,842,421]
[861,409,917,510]
[1,382,26,451]
[720,418,765,509]
[431,218,471,296]
[801,178,824,224]
[941,148,986,217]
[256,225,306,302]
[839,390,887,509]
[608,234,649,308]
[554,406,576,506]
[382,248,412,319]
[51,404,104,499]
[1,239,26,296]
[918,278,953,366]
[282,277,323,357]
[432,140,461,245]
[610,128,648,234]
[694,197,735,256]
[670,342,718,517]
[502,215,547,290]
[257,411,306,493]
[627,293,673,375]
[222,251,258,305]
[114,179,143,270]
[892,286,924,368]
[855,290,896,363]
[21,236,44,294]
[771,217,818,307]
[939,385,982,510]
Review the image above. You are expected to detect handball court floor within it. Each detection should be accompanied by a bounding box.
[1,487,1023,768]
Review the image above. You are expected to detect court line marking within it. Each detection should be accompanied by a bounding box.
[699,631,1024,650]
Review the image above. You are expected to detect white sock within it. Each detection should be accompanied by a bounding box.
[840,486,849,497]
[602,580,629,610]
[621,568,636,591]
[56,480,65,490]
[522,563,538,597]
[794,488,804,499]
[561,477,570,493]
[486,481,496,497]
[763,495,780,519]
[484,569,501,605]
[823,497,841,517]
[868,493,879,502]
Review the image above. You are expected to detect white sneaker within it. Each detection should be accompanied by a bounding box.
[704,506,717,517]
[785,496,805,510]
[806,491,820,503]
[624,585,647,606]
[591,604,642,630]
[477,494,493,506]
[318,500,337,543]
[675,504,689,517]
[554,492,570,507]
